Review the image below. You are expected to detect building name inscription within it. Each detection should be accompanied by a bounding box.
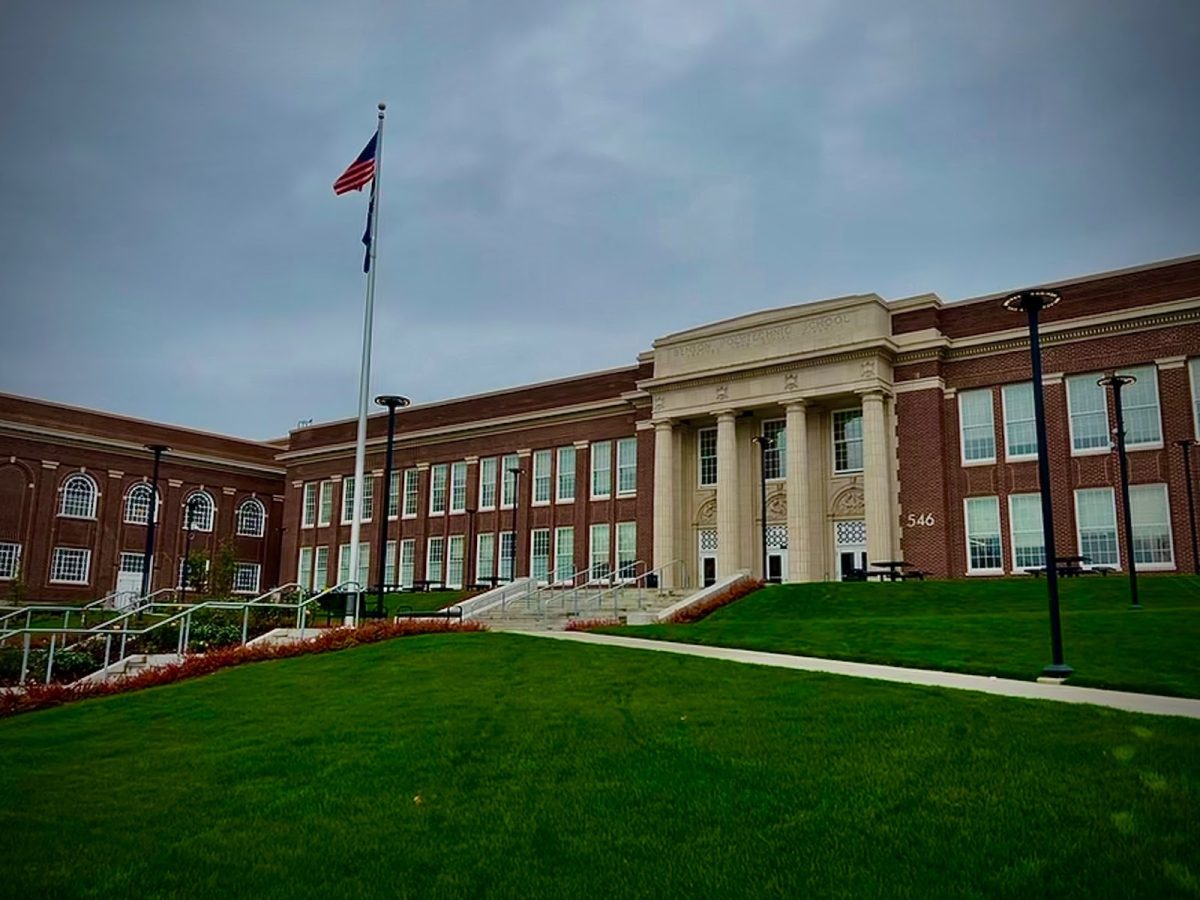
[669,313,853,362]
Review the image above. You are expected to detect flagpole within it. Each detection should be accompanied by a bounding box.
[346,101,386,626]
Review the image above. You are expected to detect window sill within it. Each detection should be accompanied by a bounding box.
[49,579,89,585]
[961,458,997,468]
[833,469,863,477]
[57,514,97,521]
[555,497,575,505]
[1005,455,1038,464]
[616,491,636,498]
[1071,447,1111,457]
[965,569,1004,577]
[590,495,613,502]
[1126,442,1164,453]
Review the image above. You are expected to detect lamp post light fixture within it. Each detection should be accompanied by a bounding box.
[373,394,411,610]
[507,467,523,581]
[1098,373,1142,610]
[1002,290,1072,678]
[141,444,170,599]
[1177,439,1200,576]
[751,435,775,583]
[179,495,200,605]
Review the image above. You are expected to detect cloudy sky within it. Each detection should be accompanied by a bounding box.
[1,1,1197,440]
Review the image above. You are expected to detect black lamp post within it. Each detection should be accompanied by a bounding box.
[1098,373,1141,610]
[179,495,199,605]
[1177,439,1200,576]
[1002,291,1072,678]
[373,394,410,609]
[508,467,523,581]
[751,435,775,583]
[141,444,169,598]
[465,506,477,587]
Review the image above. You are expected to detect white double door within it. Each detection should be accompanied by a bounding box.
[116,552,146,596]
[834,520,868,580]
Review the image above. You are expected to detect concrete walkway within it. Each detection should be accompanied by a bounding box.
[524,631,1200,720]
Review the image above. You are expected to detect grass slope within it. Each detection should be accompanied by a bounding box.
[609,576,1200,698]
[2,633,1199,898]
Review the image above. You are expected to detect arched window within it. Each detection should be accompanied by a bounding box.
[236,498,266,537]
[123,483,160,525]
[182,491,215,533]
[59,473,98,519]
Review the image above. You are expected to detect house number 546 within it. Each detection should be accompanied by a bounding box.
[905,513,936,527]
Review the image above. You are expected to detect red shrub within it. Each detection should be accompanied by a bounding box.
[665,578,763,624]
[564,617,623,632]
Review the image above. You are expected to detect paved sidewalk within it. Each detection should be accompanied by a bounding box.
[524,631,1200,720]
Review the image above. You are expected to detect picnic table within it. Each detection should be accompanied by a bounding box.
[409,579,446,593]
[1025,556,1094,578]
[868,561,926,582]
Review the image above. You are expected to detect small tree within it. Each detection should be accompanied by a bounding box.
[207,539,238,598]
[182,550,209,593]
[7,561,26,605]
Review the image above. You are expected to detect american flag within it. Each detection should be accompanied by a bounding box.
[333,132,378,195]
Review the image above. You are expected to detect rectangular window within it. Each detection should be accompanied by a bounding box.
[426,537,444,584]
[51,547,90,584]
[833,410,863,474]
[531,528,551,583]
[447,535,465,588]
[1192,358,1200,439]
[387,471,400,519]
[399,539,415,589]
[479,458,497,510]
[616,521,637,579]
[297,547,313,590]
[501,454,519,508]
[318,480,334,526]
[450,462,468,513]
[476,533,495,584]
[498,531,515,580]
[0,542,21,580]
[616,437,638,495]
[1130,483,1173,568]
[554,527,574,582]
[302,483,317,528]
[964,497,1003,573]
[1117,365,1162,448]
[119,552,144,574]
[338,543,370,587]
[1002,382,1038,461]
[591,441,612,499]
[532,450,552,505]
[341,475,373,524]
[1066,375,1109,453]
[1075,488,1119,567]
[313,546,329,590]
[403,469,420,518]
[556,447,576,502]
[429,464,448,515]
[233,563,261,594]
[385,540,397,585]
[959,389,996,464]
[698,428,718,487]
[1008,493,1045,570]
[762,420,786,480]
[589,523,611,580]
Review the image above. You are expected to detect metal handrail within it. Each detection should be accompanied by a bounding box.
[587,559,688,616]
[515,565,598,616]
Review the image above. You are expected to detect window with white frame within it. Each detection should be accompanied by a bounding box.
[426,536,444,584]
[1066,375,1109,453]
[554,527,574,582]
[387,471,400,519]
[833,410,863,473]
[500,454,519,508]
[385,540,397,585]
[616,522,637,579]
[589,523,610,580]
[698,428,718,487]
[532,451,552,505]
[958,389,996,464]
[59,473,98,519]
[450,462,467,513]
[1116,366,1162,448]
[338,542,370,588]
[399,539,415,589]
[298,547,313,591]
[762,420,786,480]
[51,547,90,584]
[0,542,21,579]
[429,464,448,515]
[318,480,334,526]
[236,498,266,537]
[302,483,318,528]
[124,483,158,525]
[402,469,419,518]
[479,458,497,510]
[1008,493,1045,570]
[476,533,495,583]
[1130,483,1173,568]
[530,528,551,583]
[341,475,373,524]
[616,438,637,495]
[447,535,465,588]
[1075,488,1119,567]
[233,562,261,594]
[183,491,215,532]
[498,531,515,580]
[119,552,145,575]
[556,447,575,502]
[1002,383,1037,460]
[964,496,1003,573]
[1191,358,1200,438]
[591,441,612,499]
[313,546,329,590]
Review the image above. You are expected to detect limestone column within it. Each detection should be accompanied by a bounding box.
[652,420,677,589]
[860,389,894,566]
[715,410,741,577]
[785,401,809,582]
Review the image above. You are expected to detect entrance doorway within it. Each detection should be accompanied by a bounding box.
[698,530,718,587]
[834,520,867,580]
[116,552,146,597]
[765,524,788,583]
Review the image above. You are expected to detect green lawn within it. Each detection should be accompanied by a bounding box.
[2,633,1199,898]
[608,575,1200,698]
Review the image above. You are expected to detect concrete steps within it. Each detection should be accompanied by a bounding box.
[76,652,182,684]
[475,588,693,632]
